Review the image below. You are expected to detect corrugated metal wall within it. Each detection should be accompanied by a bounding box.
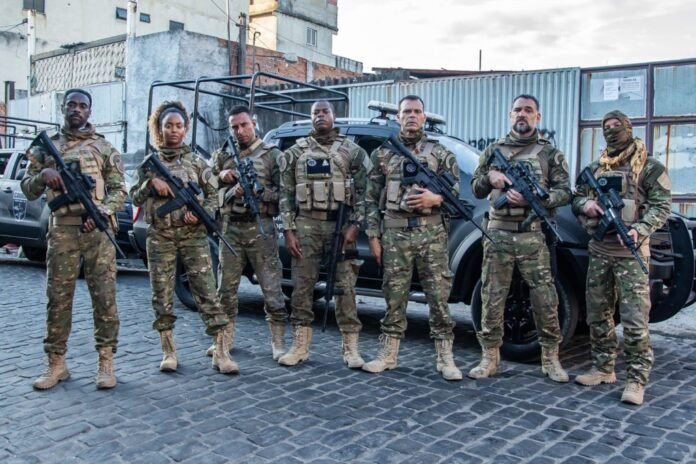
[348,68,581,172]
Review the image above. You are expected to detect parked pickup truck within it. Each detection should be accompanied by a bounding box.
[0,147,135,261]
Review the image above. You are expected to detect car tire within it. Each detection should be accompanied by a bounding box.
[471,272,579,362]
[23,246,46,262]
[175,237,220,312]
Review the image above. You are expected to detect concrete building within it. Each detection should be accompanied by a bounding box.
[0,0,248,104]
[249,0,361,73]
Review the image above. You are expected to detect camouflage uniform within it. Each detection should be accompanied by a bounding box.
[279,130,367,332]
[572,138,671,387]
[130,146,229,336]
[365,132,458,340]
[21,124,126,356]
[471,132,571,352]
[211,139,286,323]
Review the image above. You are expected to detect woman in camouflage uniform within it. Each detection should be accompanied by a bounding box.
[130,101,237,375]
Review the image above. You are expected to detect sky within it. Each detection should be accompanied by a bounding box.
[332,0,696,72]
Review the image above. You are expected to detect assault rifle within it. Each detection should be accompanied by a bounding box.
[142,153,237,256]
[578,167,649,274]
[384,135,494,242]
[224,136,267,238]
[488,148,562,241]
[30,131,125,258]
[321,201,358,332]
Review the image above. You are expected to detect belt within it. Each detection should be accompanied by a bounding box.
[50,215,83,226]
[298,210,339,221]
[488,219,541,233]
[383,215,441,229]
[226,214,257,223]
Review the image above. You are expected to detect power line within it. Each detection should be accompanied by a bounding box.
[250,20,338,61]
[1,20,27,32]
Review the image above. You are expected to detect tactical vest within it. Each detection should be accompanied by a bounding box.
[46,136,107,217]
[294,136,354,212]
[583,162,646,232]
[145,153,200,229]
[218,140,279,217]
[379,139,439,217]
[488,142,549,222]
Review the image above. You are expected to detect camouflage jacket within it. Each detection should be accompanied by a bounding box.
[21,124,126,216]
[278,133,368,231]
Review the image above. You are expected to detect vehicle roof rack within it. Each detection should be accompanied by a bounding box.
[0,116,60,149]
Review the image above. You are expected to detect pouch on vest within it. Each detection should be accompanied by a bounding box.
[399,184,431,214]
[296,183,311,210]
[386,180,402,211]
[313,181,329,210]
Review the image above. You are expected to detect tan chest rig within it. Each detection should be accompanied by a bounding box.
[294,136,354,211]
[584,163,646,232]
[218,140,279,217]
[145,154,200,228]
[46,136,107,217]
[488,142,548,222]
[379,140,439,217]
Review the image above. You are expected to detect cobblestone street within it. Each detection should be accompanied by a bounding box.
[1,258,695,464]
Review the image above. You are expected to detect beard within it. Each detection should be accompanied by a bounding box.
[513,120,531,134]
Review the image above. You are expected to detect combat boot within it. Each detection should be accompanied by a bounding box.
[435,339,463,381]
[621,382,645,405]
[96,347,117,389]
[268,321,286,361]
[33,353,70,390]
[212,329,239,374]
[341,332,365,369]
[467,347,500,379]
[362,335,400,373]
[541,346,569,383]
[159,330,178,372]
[575,367,617,386]
[278,325,312,366]
[206,321,235,357]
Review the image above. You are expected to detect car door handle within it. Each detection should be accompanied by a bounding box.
[3,187,11,193]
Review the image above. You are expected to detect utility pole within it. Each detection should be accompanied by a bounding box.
[125,0,138,153]
[26,8,36,118]
[237,13,247,75]
[252,31,261,73]
[226,0,232,75]
[478,49,482,72]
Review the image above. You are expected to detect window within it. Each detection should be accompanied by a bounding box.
[115,7,127,20]
[169,20,184,31]
[306,27,317,47]
[654,64,696,117]
[140,13,151,23]
[23,0,45,13]
[581,69,647,120]
[652,123,696,214]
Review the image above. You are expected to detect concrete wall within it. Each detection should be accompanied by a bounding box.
[275,12,335,67]
[0,0,248,102]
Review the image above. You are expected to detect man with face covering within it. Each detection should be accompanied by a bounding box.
[21,88,126,390]
[278,100,367,367]
[572,110,671,405]
[469,94,571,383]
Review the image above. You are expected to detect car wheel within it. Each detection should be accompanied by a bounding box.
[471,271,579,362]
[23,246,46,262]
[175,237,220,312]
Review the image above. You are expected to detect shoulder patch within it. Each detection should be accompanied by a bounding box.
[656,171,672,191]
[277,153,289,173]
[109,152,125,174]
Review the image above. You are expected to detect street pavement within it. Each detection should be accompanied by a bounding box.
[1,257,695,464]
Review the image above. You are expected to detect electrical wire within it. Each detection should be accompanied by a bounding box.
[0,20,27,32]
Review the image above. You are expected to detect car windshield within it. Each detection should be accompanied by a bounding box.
[432,136,480,175]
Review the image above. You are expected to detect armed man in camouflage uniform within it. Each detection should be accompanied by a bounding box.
[469,94,571,382]
[205,105,287,365]
[573,110,671,405]
[362,95,463,381]
[278,100,367,368]
[130,101,237,375]
[22,89,125,390]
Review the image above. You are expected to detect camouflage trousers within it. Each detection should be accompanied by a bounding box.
[44,224,119,355]
[217,216,287,323]
[479,228,562,349]
[586,249,653,385]
[381,222,455,340]
[146,225,228,336]
[290,216,362,332]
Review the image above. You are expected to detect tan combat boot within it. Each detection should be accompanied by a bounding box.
[159,330,178,372]
[278,325,313,366]
[575,367,617,386]
[362,335,400,373]
[621,382,645,406]
[435,339,463,381]
[33,353,70,390]
[212,329,239,374]
[206,321,235,357]
[96,347,117,389]
[268,321,286,361]
[467,347,500,379]
[541,346,569,383]
[342,332,365,369]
